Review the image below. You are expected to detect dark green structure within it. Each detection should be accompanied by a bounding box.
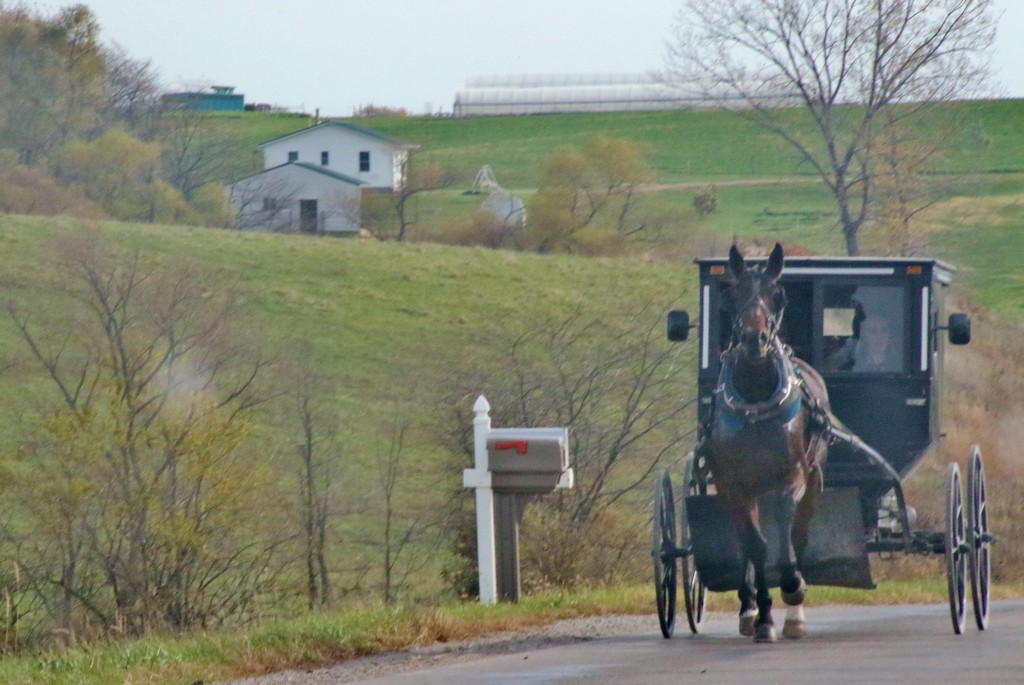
[161,85,244,112]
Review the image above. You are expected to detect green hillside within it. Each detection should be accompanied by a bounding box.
[0,214,699,469]
[0,213,699,620]
[222,100,1024,188]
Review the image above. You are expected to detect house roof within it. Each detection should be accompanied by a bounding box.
[258,121,419,150]
[230,161,366,186]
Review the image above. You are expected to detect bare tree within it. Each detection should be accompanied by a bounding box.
[374,417,440,604]
[664,0,996,255]
[282,351,340,610]
[157,104,245,198]
[101,43,163,136]
[871,107,943,255]
[496,307,694,524]
[1,234,280,635]
[439,306,695,592]
[362,158,455,241]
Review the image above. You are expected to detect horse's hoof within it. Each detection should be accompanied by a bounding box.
[739,611,757,637]
[754,623,777,643]
[783,619,806,639]
[781,577,807,606]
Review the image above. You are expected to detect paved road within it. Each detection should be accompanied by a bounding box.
[339,600,1024,685]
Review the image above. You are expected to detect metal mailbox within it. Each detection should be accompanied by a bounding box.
[486,427,571,494]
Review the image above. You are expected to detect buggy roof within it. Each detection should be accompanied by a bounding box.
[694,256,956,285]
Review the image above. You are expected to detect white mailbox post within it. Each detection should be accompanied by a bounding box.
[462,395,573,604]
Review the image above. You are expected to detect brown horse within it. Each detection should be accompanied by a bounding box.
[708,242,830,642]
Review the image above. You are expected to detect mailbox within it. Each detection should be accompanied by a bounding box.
[486,427,571,494]
[464,396,574,604]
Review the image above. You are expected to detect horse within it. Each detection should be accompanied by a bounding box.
[706,242,830,642]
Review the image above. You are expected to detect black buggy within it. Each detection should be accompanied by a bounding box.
[653,256,991,637]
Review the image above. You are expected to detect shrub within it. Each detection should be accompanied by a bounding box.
[440,209,522,249]
[0,160,105,218]
[188,181,234,227]
[519,505,647,591]
[352,103,409,117]
[693,185,718,216]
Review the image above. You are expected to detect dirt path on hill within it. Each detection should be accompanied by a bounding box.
[637,176,819,192]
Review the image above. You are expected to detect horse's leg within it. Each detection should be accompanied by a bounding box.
[782,469,823,639]
[727,499,762,637]
[781,493,810,640]
[730,501,775,642]
[784,604,807,639]
[776,489,806,606]
[738,561,757,637]
[792,465,823,568]
[750,530,775,643]
[725,493,759,636]
[778,490,808,639]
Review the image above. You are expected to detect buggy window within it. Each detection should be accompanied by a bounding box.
[822,285,905,373]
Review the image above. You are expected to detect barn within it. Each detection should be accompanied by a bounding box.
[228,121,418,234]
[259,121,419,192]
[228,163,364,234]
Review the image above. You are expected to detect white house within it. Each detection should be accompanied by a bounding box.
[259,121,419,192]
[228,163,364,234]
[228,121,418,234]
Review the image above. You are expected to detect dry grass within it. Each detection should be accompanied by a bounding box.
[860,192,1024,256]
[926,193,1024,229]
[919,300,1024,584]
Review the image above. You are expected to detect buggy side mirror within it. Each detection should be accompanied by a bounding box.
[667,310,692,342]
[947,313,971,345]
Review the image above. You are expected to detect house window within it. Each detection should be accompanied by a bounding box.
[262,197,279,211]
[321,151,329,166]
[288,151,299,162]
[359,151,370,172]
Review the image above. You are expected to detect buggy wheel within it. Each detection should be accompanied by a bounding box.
[945,462,967,635]
[680,453,707,633]
[652,469,678,638]
[967,446,991,631]
[681,554,706,634]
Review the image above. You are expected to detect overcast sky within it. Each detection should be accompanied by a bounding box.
[75,0,1024,117]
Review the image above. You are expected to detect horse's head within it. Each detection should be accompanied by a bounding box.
[724,242,787,360]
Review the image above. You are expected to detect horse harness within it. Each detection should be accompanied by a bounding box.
[700,338,831,484]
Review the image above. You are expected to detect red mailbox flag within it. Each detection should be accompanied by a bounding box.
[494,440,528,454]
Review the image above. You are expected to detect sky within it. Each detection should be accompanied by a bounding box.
[61,0,1024,117]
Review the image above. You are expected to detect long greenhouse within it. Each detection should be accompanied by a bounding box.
[452,73,798,117]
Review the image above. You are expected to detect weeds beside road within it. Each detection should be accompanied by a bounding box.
[3,581,1020,685]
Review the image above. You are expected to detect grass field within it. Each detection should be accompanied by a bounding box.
[302,100,1024,188]
[214,100,1024,188]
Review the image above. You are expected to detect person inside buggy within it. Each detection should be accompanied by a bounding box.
[820,285,904,374]
[825,313,900,372]
[715,279,906,375]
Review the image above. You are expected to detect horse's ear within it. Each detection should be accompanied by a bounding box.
[765,242,784,280]
[728,244,745,279]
